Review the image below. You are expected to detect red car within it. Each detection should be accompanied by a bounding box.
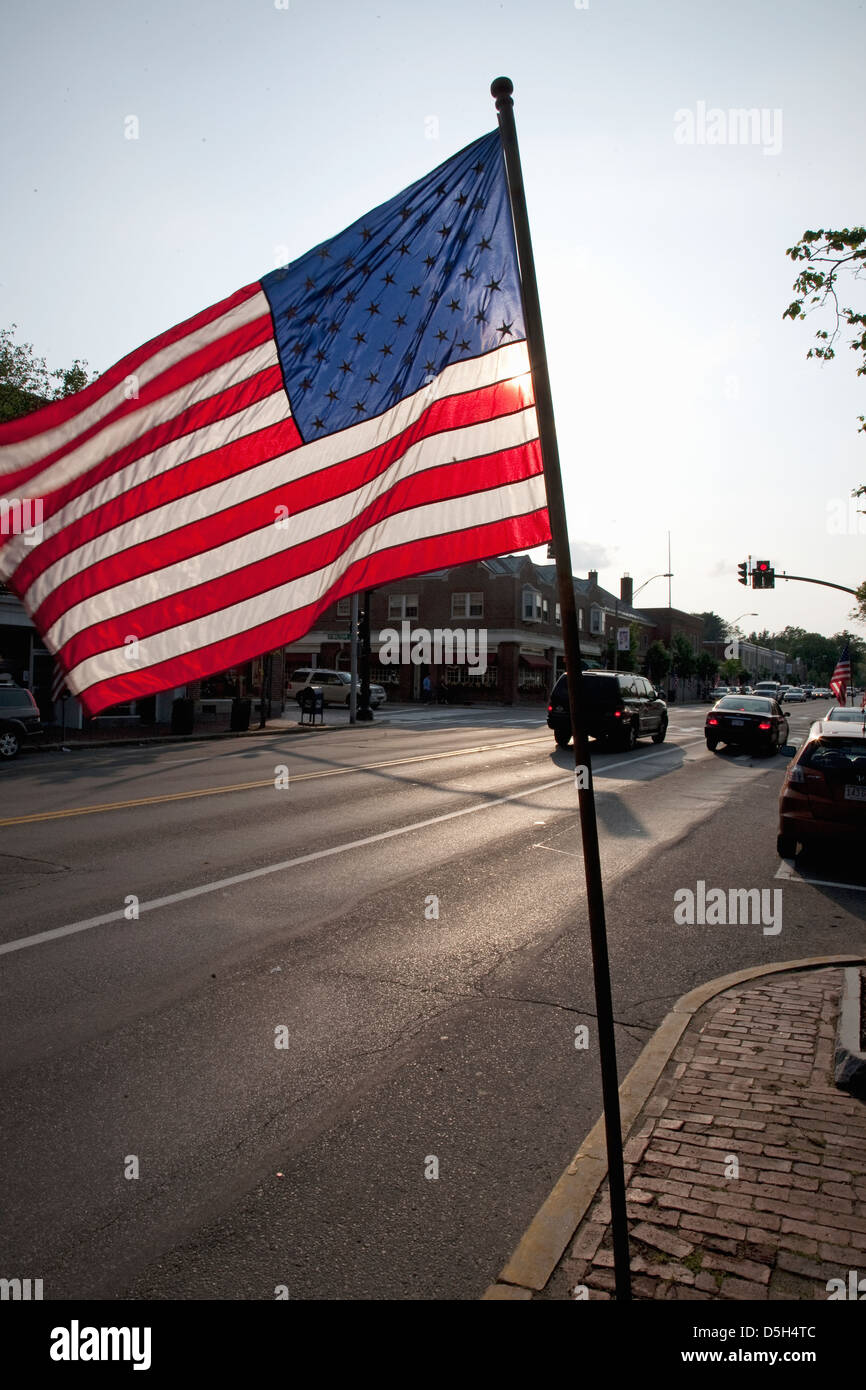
[777,721,866,857]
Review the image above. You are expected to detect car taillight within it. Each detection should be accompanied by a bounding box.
[707,716,718,725]
[787,765,806,784]
[758,721,771,730]
[613,709,622,718]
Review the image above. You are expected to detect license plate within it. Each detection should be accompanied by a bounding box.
[730,718,745,726]
[844,785,866,801]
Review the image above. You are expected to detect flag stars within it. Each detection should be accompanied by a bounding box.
[459,266,475,282]
[325,388,339,402]
[285,305,298,320]
[454,191,468,206]
[300,377,313,391]
[365,369,379,385]
[400,205,412,220]
[457,339,470,353]
[472,160,485,175]
[408,285,421,298]
[471,198,485,212]
[476,237,492,252]
[436,224,451,238]
[367,300,381,316]
[398,242,410,256]
[361,226,373,241]
[316,245,331,259]
[328,321,340,334]
[379,343,393,357]
[313,349,327,363]
[339,360,353,375]
[382,272,395,286]
[423,254,436,270]
[343,256,355,270]
[343,289,358,304]
[496,321,514,338]
[485,277,502,293]
[312,417,325,430]
[304,275,315,290]
[435,183,447,196]
[474,308,487,325]
[435,329,448,343]
[393,313,407,328]
[352,400,367,416]
[352,331,366,345]
[447,298,461,313]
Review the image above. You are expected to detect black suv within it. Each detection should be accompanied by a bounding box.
[0,685,43,759]
[547,671,668,751]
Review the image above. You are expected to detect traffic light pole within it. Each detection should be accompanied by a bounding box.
[774,573,859,597]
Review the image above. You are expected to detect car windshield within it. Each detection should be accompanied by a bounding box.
[715,696,774,713]
[801,737,866,771]
[826,708,866,722]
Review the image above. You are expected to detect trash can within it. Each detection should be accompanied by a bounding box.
[230,697,251,732]
[298,686,324,724]
[171,696,195,735]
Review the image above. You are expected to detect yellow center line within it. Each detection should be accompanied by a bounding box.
[0,735,551,827]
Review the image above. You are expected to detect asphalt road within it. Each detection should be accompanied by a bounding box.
[1,700,863,1300]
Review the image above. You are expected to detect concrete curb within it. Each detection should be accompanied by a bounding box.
[835,965,866,1097]
[482,953,866,1300]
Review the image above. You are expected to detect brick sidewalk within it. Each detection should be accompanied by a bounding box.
[543,968,866,1300]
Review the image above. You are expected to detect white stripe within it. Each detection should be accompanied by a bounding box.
[0,291,270,476]
[0,341,282,582]
[18,341,530,602]
[0,767,570,957]
[64,472,547,694]
[45,402,538,652]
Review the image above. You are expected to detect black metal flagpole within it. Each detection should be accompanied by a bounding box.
[491,76,631,1300]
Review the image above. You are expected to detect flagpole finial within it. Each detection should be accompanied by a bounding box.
[490,76,514,109]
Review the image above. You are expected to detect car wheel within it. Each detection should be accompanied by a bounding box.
[621,721,637,751]
[777,832,797,859]
[706,737,718,751]
[651,718,668,744]
[554,728,571,749]
[0,726,21,759]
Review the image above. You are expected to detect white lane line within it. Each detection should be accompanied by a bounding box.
[0,739,704,958]
[775,859,866,893]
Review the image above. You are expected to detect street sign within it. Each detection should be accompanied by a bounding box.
[617,627,630,651]
[326,631,352,640]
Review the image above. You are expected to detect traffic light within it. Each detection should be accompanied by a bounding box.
[737,561,748,586]
[752,560,775,590]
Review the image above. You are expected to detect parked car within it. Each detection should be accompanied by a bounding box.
[547,671,668,751]
[705,694,789,754]
[778,721,866,857]
[0,685,43,759]
[286,667,387,708]
[824,706,866,724]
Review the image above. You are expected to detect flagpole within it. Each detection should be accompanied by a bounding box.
[491,75,631,1300]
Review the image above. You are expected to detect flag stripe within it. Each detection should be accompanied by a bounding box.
[69,494,550,711]
[53,441,542,671]
[30,369,531,636]
[0,286,268,470]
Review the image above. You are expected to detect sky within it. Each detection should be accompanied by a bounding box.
[3,0,864,639]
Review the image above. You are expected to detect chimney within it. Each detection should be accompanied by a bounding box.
[587,569,598,587]
[620,575,633,606]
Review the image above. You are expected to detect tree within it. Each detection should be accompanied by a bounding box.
[695,650,718,683]
[0,325,96,423]
[696,611,728,643]
[644,640,671,686]
[783,227,866,435]
[670,633,696,682]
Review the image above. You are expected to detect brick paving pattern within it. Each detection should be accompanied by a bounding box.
[547,968,866,1300]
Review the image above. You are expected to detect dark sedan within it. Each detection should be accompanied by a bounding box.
[705,694,789,755]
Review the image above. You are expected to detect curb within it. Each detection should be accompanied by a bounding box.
[835,965,866,1097]
[482,953,866,1300]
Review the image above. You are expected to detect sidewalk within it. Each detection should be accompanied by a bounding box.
[485,961,866,1301]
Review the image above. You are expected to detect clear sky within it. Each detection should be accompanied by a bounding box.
[3,0,864,637]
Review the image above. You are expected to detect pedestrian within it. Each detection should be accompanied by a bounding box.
[422,673,432,704]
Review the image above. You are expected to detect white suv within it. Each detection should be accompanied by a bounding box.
[286,667,387,708]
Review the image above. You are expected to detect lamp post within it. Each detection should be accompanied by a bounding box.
[727,612,758,684]
[612,572,671,673]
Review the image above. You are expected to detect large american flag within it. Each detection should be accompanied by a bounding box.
[0,131,547,715]
[829,643,852,704]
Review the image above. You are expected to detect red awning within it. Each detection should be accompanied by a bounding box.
[520,654,552,669]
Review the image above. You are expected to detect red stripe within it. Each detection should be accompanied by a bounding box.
[54,442,543,669]
[0,312,274,502]
[0,282,263,454]
[76,507,551,715]
[23,377,533,631]
[23,407,299,628]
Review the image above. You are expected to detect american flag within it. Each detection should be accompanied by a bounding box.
[50,663,67,703]
[0,131,547,716]
[829,643,852,704]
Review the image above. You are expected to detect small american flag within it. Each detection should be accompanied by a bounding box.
[0,131,547,715]
[829,644,852,704]
[50,663,67,703]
